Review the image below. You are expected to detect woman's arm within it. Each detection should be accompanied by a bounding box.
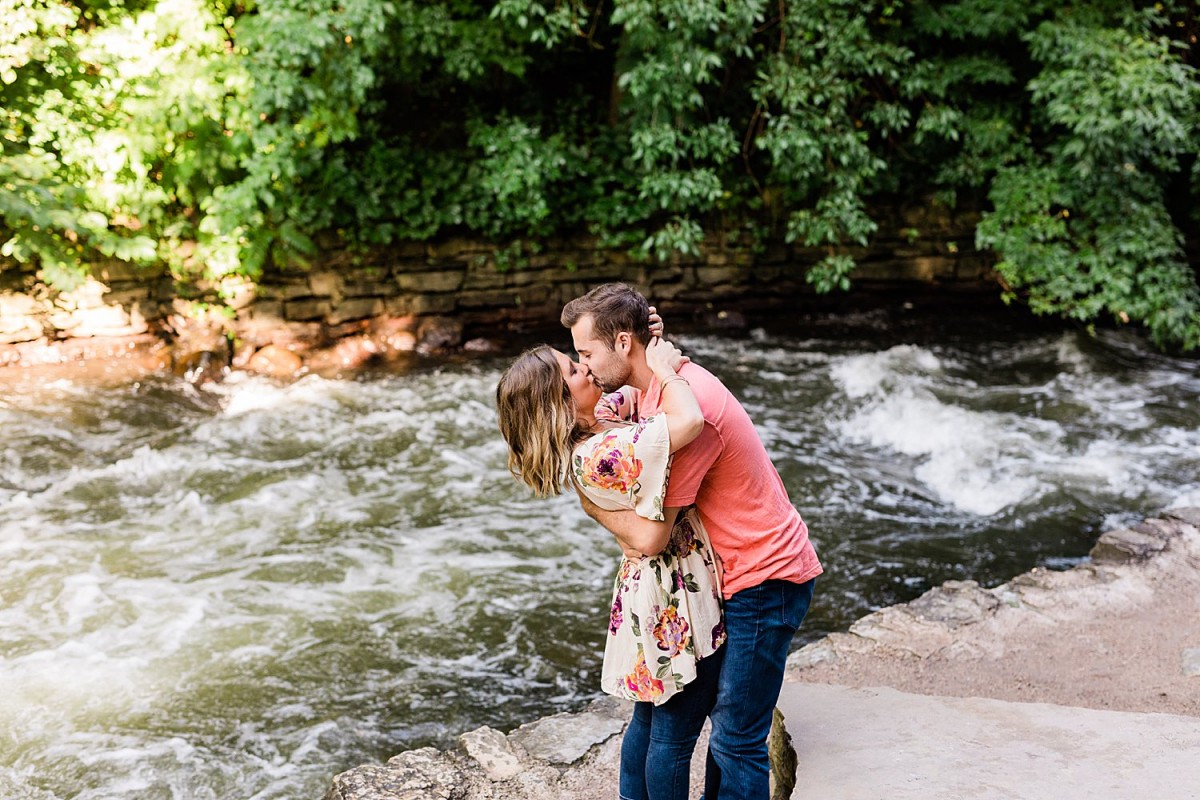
[645,337,703,454]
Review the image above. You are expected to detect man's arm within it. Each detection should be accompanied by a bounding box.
[576,489,682,557]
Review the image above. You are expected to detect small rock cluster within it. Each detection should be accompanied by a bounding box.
[323,698,631,800]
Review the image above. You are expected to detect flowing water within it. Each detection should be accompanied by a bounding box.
[2,311,1198,799]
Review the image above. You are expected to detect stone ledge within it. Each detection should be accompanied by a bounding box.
[787,509,1199,672]
[322,509,1199,800]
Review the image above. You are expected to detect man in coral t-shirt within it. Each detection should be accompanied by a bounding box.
[563,283,822,800]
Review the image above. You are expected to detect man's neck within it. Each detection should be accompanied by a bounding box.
[627,352,654,392]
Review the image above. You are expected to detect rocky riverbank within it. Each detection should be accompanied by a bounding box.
[321,507,1200,800]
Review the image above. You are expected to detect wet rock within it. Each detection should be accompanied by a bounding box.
[1134,518,1179,539]
[1165,507,1200,528]
[416,317,464,353]
[508,706,626,766]
[245,344,303,379]
[462,337,499,354]
[700,308,747,330]
[459,726,523,781]
[306,335,379,373]
[174,349,228,385]
[324,747,465,800]
[169,311,230,384]
[369,315,419,356]
[1089,528,1169,564]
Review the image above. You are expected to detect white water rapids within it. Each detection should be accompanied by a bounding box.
[1,321,1197,799]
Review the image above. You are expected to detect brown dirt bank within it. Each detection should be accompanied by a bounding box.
[786,509,1200,718]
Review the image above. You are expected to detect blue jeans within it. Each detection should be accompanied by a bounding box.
[619,650,722,800]
[704,578,816,800]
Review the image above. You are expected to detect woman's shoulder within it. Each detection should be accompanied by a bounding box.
[595,385,643,424]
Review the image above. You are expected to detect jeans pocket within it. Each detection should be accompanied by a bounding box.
[780,579,815,630]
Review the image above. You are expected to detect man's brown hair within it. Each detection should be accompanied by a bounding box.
[560,283,651,348]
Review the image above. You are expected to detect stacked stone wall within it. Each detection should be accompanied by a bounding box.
[0,204,995,372]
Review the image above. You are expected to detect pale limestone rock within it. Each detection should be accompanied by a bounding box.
[787,639,839,671]
[324,747,464,800]
[328,297,383,325]
[848,606,957,658]
[58,303,148,338]
[309,271,342,300]
[0,311,42,343]
[0,291,41,317]
[508,708,626,766]
[396,270,464,293]
[459,726,523,782]
[1182,648,1200,678]
[906,579,999,628]
[53,277,108,311]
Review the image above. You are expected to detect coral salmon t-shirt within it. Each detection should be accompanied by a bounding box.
[642,363,823,599]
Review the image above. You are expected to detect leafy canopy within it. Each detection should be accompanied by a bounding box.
[1,0,1197,348]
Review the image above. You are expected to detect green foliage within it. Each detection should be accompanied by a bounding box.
[976,4,1200,349]
[0,0,167,288]
[1,0,1197,349]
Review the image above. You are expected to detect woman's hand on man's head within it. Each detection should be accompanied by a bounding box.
[645,337,688,376]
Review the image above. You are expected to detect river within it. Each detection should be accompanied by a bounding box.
[2,309,1198,799]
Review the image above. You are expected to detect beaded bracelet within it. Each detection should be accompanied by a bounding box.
[661,376,690,390]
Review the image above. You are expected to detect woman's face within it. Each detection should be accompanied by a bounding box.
[553,349,601,418]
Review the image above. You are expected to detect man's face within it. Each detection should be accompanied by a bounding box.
[571,314,632,393]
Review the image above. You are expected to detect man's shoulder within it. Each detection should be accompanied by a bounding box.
[677,362,730,416]
[678,362,728,395]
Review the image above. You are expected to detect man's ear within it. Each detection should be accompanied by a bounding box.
[615,331,632,354]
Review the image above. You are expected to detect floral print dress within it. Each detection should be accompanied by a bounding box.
[574,389,726,706]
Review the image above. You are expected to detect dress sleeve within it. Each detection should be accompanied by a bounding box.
[572,415,670,521]
[594,386,643,424]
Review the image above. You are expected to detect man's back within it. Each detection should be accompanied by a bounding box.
[642,362,822,597]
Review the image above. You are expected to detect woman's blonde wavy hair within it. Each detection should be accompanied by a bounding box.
[496,345,591,497]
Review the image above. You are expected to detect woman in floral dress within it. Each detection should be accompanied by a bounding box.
[497,333,725,800]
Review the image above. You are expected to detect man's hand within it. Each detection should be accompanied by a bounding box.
[576,486,680,556]
[577,490,638,555]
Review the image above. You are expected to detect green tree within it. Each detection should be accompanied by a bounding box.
[1,0,1197,349]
